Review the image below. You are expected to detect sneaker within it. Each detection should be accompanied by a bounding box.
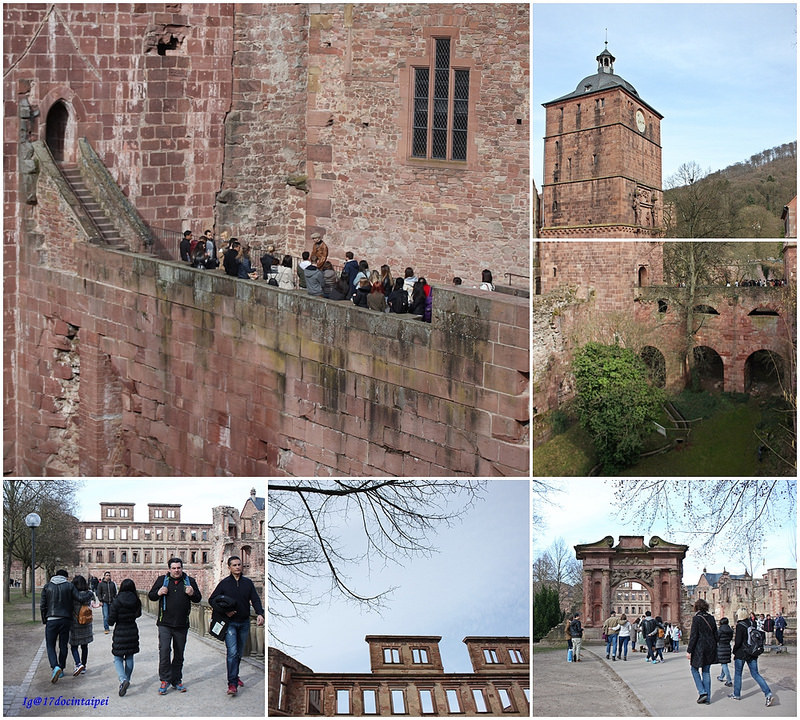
[73,664,84,677]
[728,694,741,701]
[766,695,775,707]
[717,676,725,682]
[646,659,651,663]
[606,654,610,659]
[51,667,62,684]
[227,684,237,695]
[173,683,187,693]
[119,680,130,697]
[158,681,169,695]
[612,656,616,661]
[696,694,708,704]
[237,679,244,688]
[623,657,627,661]
[725,681,732,687]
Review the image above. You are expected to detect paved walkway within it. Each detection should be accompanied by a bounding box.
[589,644,796,717]
[534,642,796,717]
[4,610,264,717]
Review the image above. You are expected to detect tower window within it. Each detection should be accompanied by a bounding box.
[384,648,400,663]
[412,37,470,161]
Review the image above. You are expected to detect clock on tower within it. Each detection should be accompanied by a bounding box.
[540,43,664,238]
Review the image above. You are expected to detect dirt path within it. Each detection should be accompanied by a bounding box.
[533,645,650,716]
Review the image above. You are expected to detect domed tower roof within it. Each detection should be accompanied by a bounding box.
[543,43,662,118]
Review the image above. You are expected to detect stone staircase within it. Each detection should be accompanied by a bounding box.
[58,163,127,249]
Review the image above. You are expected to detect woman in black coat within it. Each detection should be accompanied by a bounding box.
[108,579,142,697]
[686,598,718,704]
[715,617,733,686]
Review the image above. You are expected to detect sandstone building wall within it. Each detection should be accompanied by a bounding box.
[269,635,530,716]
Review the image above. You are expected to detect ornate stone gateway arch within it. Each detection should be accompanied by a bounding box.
[575,535,688,632]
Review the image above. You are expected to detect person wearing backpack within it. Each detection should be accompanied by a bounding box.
[686,598,718,704]
[148,558,202,695]
[568,612,583,662]
[730,607,775,706]
[68,575,95,676]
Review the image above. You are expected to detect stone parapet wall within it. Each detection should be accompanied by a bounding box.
[12,239,528,477]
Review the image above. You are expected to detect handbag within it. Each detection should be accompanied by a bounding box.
[209,616,229,641]
[90,592,101,609]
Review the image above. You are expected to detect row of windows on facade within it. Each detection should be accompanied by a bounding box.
[86,526,208,542]
[381,647,525,665]
[85,546,254,566]
[282,680,531,715]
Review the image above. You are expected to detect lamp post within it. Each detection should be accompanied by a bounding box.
[25,512,41,622]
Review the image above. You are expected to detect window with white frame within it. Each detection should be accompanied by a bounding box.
[383,648,400,664]
[509,648,525,663]
[362,689,377,715]
[446,689,462,713]
[497,687,514,712]
[390,689,406,714]
[412,647,429,664]
[419,689,435,714]
[472,688,489,713]
[336,689,350,714]
[483,648,499,664]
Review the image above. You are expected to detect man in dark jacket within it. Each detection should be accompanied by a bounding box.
[209,556,264,696]
[641,610,657,662]
[568,612,583,662]
[148,558,202,695]
[97,571,117,634]
[41,570,85,683]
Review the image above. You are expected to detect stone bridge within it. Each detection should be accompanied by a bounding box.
[633,285,794,394]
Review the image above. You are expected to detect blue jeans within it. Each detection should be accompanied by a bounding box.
[225,620,250,685]
[618,636,630,658]
[717,662,731,682]
[44,617,71,670]
[691,664,711,699]
[113,655,134,683]
[605,633,618,657]
[733,657,772,698]
[645,636,655,660]
[102,603,110,631]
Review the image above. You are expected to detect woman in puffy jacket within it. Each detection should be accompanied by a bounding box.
[108,579,142,697]
[716,617,733,686]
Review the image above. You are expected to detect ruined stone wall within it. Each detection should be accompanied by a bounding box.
[536,241,664,307]
[12,231,528,476]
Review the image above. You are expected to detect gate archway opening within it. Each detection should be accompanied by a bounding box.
[613,580,652,618]
[641,346,666,388]
[692,346,724,391]
[745,350,786,395]
[45,100,70,162]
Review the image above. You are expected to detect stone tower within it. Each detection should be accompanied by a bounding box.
[540,44,664,237]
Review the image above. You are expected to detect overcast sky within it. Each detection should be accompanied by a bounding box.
[270,479,530,674]
[532,3,798,189]
[533,479,797,585]
[73,478,262,524]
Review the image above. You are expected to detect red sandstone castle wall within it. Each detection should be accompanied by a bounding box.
[536,241,664,310]
[217,4,530,281]
[12,235,529,477]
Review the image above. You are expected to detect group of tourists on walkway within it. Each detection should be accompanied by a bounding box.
[179,229,496,323]
[565,599,781,707]
[40,556,263,698]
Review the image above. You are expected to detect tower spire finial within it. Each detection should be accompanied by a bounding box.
[605,28,608,48]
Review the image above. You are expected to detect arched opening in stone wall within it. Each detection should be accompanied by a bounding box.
[744,350,786,395]
[640,346,666,388]
[748,307,780,317]
[45,100,70,162]
[613,580,652,617]
[692,346,724,391]
[638,266,648,287]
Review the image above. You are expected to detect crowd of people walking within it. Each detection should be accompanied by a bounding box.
[565,601,781,707]
[40,557,264,698]
[178,229,496,323]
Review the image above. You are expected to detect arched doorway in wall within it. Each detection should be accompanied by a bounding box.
[744,350,786,394]
[45,100,70,161]
[692,346,724,391]
[640,346,666,388]
[638,266,648,287]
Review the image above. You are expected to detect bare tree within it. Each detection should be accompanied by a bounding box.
[268,479,486,640]
[665,163,728,238]
[533,537,582,612]
[609,480,795,554]
[3,480,81,601]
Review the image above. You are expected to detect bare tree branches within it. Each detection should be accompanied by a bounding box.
[609,479,796,554]
[268,479,486,641]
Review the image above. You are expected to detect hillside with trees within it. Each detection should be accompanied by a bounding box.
[664,142,797,237]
